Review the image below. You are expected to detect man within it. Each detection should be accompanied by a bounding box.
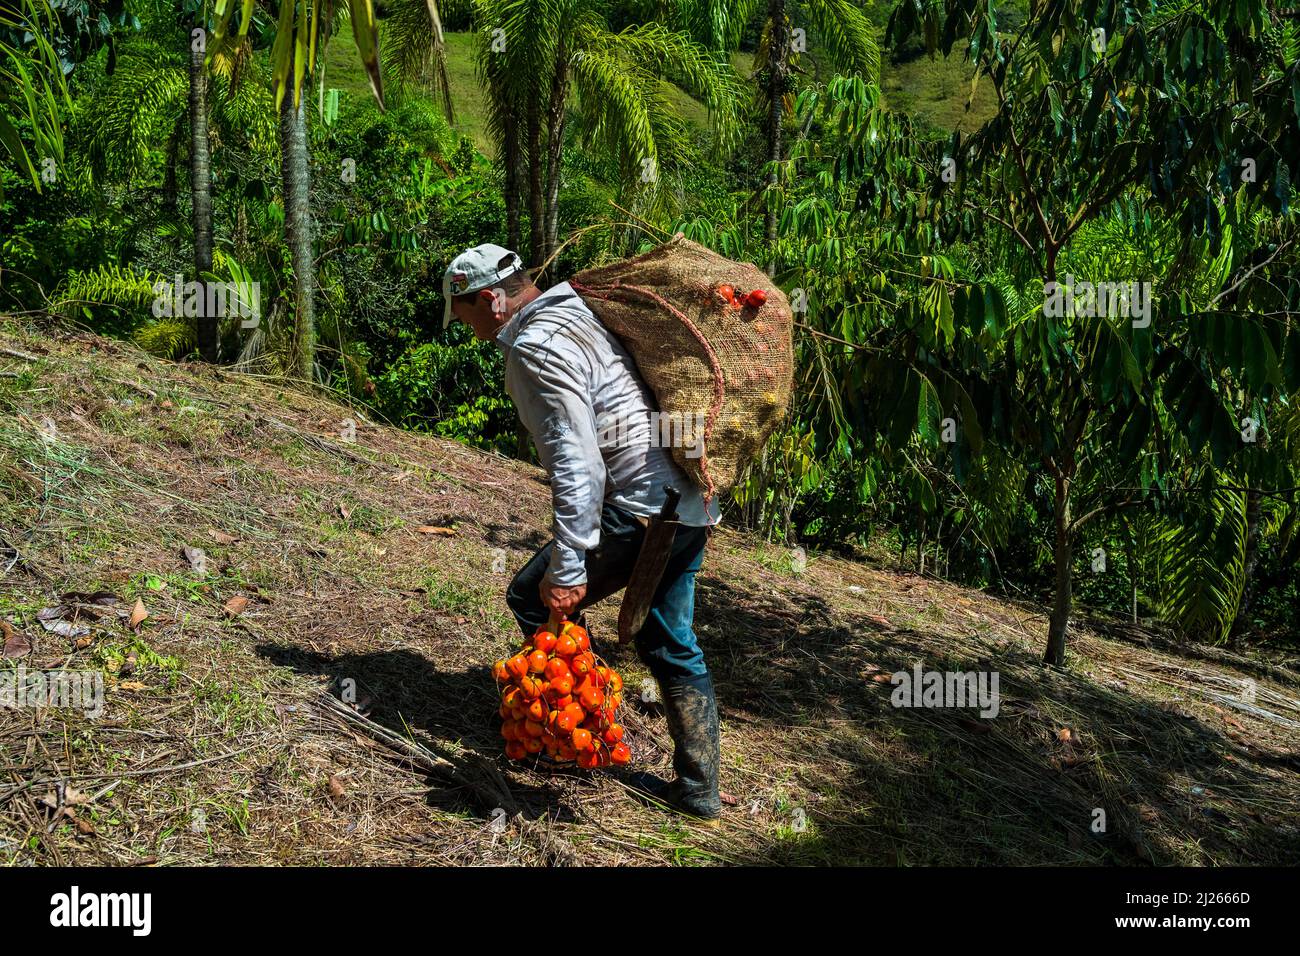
[443,243,723,821]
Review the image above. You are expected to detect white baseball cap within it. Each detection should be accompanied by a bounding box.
[442,243,525,329]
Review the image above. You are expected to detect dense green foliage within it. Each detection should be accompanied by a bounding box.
[2,0,1297,659]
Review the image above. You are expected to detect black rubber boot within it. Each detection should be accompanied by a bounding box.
[627,672,722,822]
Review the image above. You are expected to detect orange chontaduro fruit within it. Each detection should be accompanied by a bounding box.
[496,624,630,769]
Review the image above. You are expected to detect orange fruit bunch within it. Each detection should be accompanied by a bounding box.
[492,618,630,770]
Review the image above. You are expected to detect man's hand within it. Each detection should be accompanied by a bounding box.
[540,577,587,618]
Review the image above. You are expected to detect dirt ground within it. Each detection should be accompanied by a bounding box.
[3,315,1298,865]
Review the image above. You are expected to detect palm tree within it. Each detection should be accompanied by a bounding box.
[189,10,216,361]
[212,0,449,381]
[472,0,743,269]
[668,0,878,272]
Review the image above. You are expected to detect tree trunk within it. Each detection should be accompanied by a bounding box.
[189,36,216,363]
[504,115,521,253]
[1044,473,1073,666]
[279,94,314,383]
[763,0,787,276]
[542,40,568,266]
[527,99,545,270]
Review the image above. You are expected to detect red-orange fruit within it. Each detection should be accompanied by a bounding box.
[601,723,624,745]
[579,685,605,712]
[517,675,543,700]
[608,671,623,693]
[505,741,527,761]
[555,635,578,658]
[506,654,530,679]
[610,742,632,765]
[527,698,547,722]
[524,719,545,739]
[523,737,543,754]
[532,629,558,654]
[527,649,549,673]
[555,711,577,734]
[492,660,509,683]
[544,658,570,681]
[550,674,574,697]
[570,653,594,677]
[571,728,594,752]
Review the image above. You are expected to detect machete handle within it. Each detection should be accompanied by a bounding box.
[546,610,565,635]
[661,484,681,520]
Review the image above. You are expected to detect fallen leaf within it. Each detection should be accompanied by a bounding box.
[338,502,352,521]
[328,776,346,799]
[74,635,93,650]
[224,595,251,617]
[40,617,90,640]
[1057,727,1073,743]
[208,529,239,545]
[866,614,894,629]
[415,526,456,536]
[129,598,148,630]
[2,620,32,658]
[119,680,148,692]
[75,818,95,835]
[60,591,120,606]
[870,673,894,684]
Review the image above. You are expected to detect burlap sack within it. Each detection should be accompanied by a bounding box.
[571,237,794,501]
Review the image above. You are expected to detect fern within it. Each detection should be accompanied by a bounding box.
[1155,487,1249,642]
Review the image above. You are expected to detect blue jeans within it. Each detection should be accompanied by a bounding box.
[505,502,710,683]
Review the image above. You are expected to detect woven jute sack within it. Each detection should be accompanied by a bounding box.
[571,237,794,501]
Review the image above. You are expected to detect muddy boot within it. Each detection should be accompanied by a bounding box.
[626,672,721,823]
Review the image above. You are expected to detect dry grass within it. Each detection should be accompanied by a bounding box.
[2,315,1298,866]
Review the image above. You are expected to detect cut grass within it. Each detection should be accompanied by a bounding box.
[3,316,1299,867]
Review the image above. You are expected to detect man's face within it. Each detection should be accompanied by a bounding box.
[451,288,503,341]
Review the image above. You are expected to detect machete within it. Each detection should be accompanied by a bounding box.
[617,484,682,643]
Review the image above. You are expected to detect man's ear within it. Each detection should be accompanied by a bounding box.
[481,286,507,315]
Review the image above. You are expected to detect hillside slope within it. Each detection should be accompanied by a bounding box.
[2,315,1298,866]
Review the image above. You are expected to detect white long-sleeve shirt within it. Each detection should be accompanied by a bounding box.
[497,282,720,586]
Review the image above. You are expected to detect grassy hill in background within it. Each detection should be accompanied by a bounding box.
[322,31,996,156]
